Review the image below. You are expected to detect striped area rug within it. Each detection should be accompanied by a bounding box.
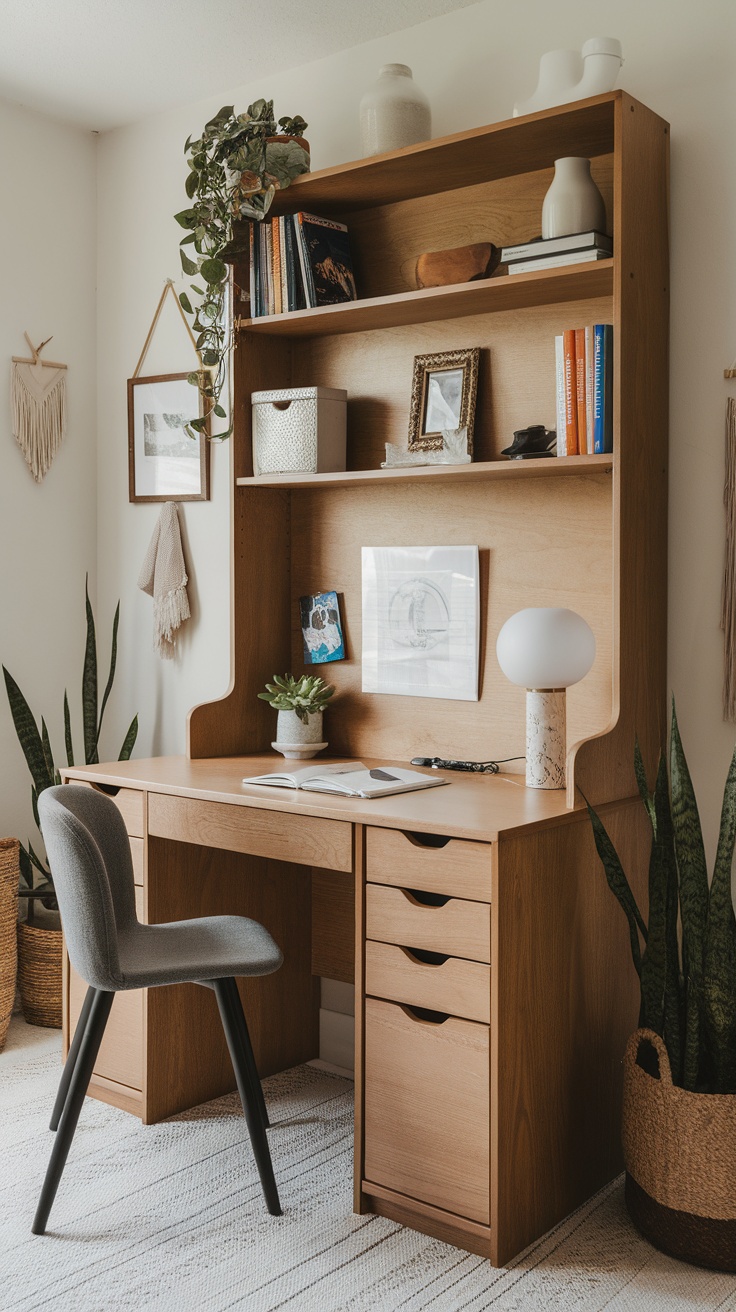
[2,1020,736,1312]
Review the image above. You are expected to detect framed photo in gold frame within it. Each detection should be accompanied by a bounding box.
[407,348,480,453]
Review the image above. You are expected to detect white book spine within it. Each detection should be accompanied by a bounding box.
[555,335,566,457]
[508,250,602,274]
[585,325,595,455]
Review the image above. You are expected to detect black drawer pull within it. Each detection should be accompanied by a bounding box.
[405,888,450,908]
[403,947,449,966]
[401,1004,450,1025]
[405,831,451,849]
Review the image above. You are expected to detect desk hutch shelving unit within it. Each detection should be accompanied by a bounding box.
[63,90,668,1266]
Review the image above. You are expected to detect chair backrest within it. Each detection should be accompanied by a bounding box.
[38,785,138,991]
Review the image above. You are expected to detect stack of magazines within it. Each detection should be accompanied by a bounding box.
[249,212,358,316]
[500,231,612,275]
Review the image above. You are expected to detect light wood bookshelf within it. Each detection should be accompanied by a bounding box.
[189,89,669,816]
[182,91,668,1262]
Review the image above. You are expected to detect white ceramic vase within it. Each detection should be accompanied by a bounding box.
[359,64,431,157]
[541,157,606,239]
[273,709,326,760]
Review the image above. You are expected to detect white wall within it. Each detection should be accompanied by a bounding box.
[96,0,736,855]
[0,102,97,850]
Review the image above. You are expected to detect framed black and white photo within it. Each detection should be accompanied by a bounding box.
[407,348,480,453]
[127,373,210,502]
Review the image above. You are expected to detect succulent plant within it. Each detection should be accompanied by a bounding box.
[258,674,335,724]
[587,698,736,1094]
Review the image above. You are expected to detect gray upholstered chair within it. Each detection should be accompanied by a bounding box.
[33,784,283,1235]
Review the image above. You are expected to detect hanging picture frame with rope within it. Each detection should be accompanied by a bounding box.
[127,280,212,503]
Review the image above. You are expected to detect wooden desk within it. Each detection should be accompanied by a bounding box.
[61,754,647,1266]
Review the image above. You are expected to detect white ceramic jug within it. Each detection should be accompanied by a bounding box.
[359,64,431,156]
[541,158,607,239]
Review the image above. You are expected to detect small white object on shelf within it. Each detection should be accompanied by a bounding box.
[382,426,471,468]
[496,607,596,789]
[513,38,623,118]
[541,158,607,240]
[359,63,431,156]
[252,386,346,476]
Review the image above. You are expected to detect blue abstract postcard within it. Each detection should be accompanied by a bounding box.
[300,591,345,664]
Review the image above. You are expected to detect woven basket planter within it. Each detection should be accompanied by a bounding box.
[0,839,19,1051]
[17,919,62,1029]
[622,1028,736,1271]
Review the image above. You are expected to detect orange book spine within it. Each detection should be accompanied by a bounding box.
[563,329,578,456]
[574,328,586,456]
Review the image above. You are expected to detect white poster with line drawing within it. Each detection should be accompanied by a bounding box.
[361,545,480,701]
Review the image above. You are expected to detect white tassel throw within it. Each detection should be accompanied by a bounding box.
[137,502,191,660]
[11,362,67,482]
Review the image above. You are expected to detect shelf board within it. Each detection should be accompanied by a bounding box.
[268,93,618,214]
[236,454,612,491]
[238,261,614,339]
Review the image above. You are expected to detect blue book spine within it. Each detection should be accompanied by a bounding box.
[593,324,606,453]
[603,324,614,453]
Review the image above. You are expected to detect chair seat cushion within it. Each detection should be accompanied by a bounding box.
[116,916,283,989]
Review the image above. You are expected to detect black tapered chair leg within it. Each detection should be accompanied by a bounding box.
[32,989,115,1235]
[212,978,281,1216]
[49,985,97,1132]
[222,977,270,1128]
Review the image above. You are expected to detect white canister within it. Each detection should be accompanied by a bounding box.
[252,386,347,476]
[541,157,607,240]
[359,64,431,157]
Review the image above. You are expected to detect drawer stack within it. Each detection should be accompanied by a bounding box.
[362,826,492,1230]
[65,785,146,1103]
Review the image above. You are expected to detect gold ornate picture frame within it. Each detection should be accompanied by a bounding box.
[407,347,480,453]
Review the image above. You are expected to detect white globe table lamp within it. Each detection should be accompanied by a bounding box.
[496,608,596,789]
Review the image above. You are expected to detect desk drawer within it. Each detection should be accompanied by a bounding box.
[364,996,489,1224]
[148,793,352,872]
[365,827,491,902]
[72,782,145,838]
[366,883,490,963]
[366,940,490,1024]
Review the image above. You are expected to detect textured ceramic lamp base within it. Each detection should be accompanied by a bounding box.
[525,689,566,789]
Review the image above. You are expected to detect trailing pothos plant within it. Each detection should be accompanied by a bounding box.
[175,99,309,439]
[587,698,736,1094]
[3,578,138,917]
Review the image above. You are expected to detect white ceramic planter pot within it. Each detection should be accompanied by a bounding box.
[541,157,606,239]
[273,709,326,760]
[359,64,431,156]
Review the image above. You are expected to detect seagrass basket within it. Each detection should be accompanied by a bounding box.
[0,839,19,1051]
[17,918,62,1029]
[622,1028,736,1271]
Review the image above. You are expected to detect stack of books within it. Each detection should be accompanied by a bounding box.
[555,324,613,456]
[249,212,358,317]
[500,231,612,275]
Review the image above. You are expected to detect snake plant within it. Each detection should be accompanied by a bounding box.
[587,698,736,1093]
[258,674,335,724]
[3,578,138,911]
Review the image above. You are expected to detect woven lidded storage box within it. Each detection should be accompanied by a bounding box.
[252,387,347,476]
[622,1028,736,1271]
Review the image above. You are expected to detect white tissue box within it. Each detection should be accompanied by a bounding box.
[251,386,347,476]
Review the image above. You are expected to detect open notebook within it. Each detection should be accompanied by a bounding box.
[241,762,448,799]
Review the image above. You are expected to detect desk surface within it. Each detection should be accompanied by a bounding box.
[62,754,588,841]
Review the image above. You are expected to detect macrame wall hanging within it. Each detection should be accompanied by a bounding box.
[11,333,67,482]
